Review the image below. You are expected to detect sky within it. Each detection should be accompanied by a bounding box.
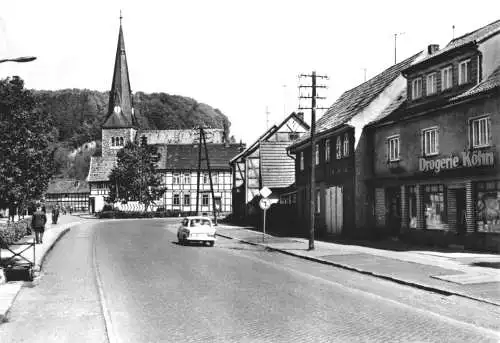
[1,0,499,145]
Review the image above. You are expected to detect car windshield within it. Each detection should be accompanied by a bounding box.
[190,219,211,227]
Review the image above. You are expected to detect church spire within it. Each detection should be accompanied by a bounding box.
[103,13,137,128]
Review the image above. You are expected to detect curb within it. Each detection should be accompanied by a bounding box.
[0,282,23,323]
[35,227,72,273]
[217,233,500,307]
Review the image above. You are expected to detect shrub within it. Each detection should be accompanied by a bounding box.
[0,218,31,247]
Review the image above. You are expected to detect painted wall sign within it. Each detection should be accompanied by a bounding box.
[419,150,495,173]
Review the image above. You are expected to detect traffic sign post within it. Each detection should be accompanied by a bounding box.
[259,197,272,242]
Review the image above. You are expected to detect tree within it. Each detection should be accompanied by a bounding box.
[0,76,56,211]
[108,138,165,211]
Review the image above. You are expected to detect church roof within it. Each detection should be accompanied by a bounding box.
[102,22,137,129]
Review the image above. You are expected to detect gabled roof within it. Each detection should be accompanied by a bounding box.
[87,156,117,182]
[404,19,500,73]
[290,52,421,148]
[46,179,90,194]
[230,112,309,163]
[260,141,296,189]
[103,22,138,129]
[163,144,242,171]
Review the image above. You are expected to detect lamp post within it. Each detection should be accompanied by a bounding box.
[0,56,37,64]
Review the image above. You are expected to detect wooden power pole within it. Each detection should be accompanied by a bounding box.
[299,71,328,250]
[196,127,218,225]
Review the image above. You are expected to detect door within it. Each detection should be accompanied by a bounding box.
[386,187,401,236]
[455,188,466,236]
[325,186,343,235]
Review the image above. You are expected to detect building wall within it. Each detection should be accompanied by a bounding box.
[373,96,500,177]
[102,128,137,158]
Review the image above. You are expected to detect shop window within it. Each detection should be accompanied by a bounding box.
[202,194,209,206]
[325,139,331,162]
[408,186,417,229]
[470,116,491,148]
[476,181,500,233]
[173,194,180,206]
[422,127,439,156]
[183,194,190,206]
[423,184,446,229]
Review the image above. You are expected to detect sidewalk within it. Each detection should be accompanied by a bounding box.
[0,214,86,322]
[216,225,500,306]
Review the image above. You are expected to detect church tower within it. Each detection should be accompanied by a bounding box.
[101,14,138,158]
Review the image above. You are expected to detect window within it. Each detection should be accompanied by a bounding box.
[202,194,209,206]
[315,189,321,213]
[111,137,115,147]
[387,135,400,161]
[173,194,180,206]
[211,172,218,184]
[476,181,500,232]
[343,133,349,157]
[408,186,417,229]
[336,136,342,159]
[183,194,190,206]
[422,127,439,156]
[173,173,180,184]
[325,139,331,162]
[315,144,319,165]
[300,152,304,171]
[471,116,491,148]
[203,173,209,184]
[423,184,446,229]
[183,173,190,184]
[426,73,437,95]
[458,60,470,85]
[441,66,452,90]
[412,78,422,99]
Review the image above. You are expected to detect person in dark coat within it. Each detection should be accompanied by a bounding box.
[52,205,60,224]
[31,206,47,244]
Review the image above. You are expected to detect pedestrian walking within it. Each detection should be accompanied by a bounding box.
[52,204,60,224]
[31,205,47,244]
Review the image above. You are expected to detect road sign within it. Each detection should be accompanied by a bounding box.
[259,186,272,198]
[259,198,272,210]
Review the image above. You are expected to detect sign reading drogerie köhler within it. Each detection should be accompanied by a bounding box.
[419,150,495,173]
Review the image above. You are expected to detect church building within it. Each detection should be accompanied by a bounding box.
[87,19,241,215]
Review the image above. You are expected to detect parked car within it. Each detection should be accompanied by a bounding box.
[177,216,216,247]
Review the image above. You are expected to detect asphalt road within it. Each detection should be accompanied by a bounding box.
[0,218,499,343]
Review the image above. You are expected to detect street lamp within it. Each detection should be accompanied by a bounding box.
[0,56,37,64]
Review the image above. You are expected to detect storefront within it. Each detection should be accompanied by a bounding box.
[372,150,499,252]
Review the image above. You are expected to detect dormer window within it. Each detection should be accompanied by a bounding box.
[412,78,423,99]
[426,73,437,95]
[458,59,470,85]
[114,105,121,114]
[441,66,452,90]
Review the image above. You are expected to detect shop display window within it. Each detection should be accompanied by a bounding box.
[424,184,446,229]
[476,181,500,233]
[408,186,417,228]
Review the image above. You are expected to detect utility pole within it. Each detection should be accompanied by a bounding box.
[265,106,270,129]
[298,71,328,250]
[196,127,218,225]
[452,25,455,39]
[394,32,405,64]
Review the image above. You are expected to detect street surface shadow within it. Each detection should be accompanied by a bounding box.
[471,261,500,269]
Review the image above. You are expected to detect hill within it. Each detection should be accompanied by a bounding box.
[32,89,234,180]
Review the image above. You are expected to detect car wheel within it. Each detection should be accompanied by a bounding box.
[208,241,214,247]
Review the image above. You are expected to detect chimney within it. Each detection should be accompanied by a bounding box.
[427,44,440,55]
[239,140,245,152]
